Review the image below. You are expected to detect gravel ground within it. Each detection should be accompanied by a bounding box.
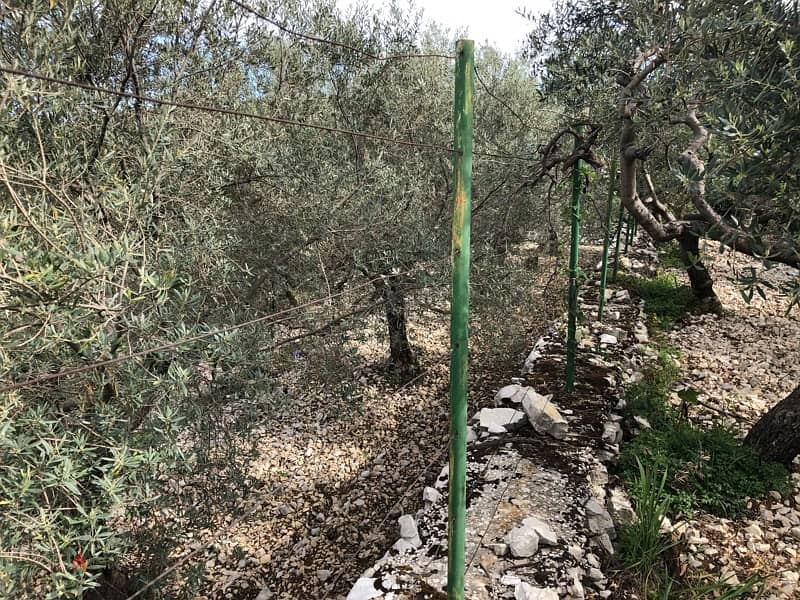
[659,240,800,597]
[158,238,800,600]
[166,252,568,600]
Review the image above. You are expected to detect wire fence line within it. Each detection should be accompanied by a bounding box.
[0,52,540,395]
[230,0,455,62]
[0,41,548,393]
[0,255,454,394]
[0,66,538,163]
[0,66,455,154]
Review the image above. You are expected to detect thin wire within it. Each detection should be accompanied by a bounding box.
[473,65,535,133]
[230,0,454,62]
[473,148,535,162]
[465,454,522,571]
[0,66,454,154]
[1,66,536,162]
[0,257,452,394]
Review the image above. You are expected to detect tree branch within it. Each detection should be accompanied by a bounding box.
[677,110,800,268]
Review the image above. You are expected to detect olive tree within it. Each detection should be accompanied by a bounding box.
[524,0,800,464]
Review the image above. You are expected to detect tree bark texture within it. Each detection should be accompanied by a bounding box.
[678,228,721,311]
[745,383,800,466]
[377,276,418,381]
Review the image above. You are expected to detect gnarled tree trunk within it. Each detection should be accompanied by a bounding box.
[678,228,721,312]
[744,383,800,466]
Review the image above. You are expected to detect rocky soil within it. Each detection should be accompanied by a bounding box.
[164,252,567,600]
[340,238,800,600]
[661,241,800,598]
[159,236,800,600]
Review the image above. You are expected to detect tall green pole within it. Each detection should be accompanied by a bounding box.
[565,126,583,392]
[623,212,632,253]
[598,162,616,322]
[611,197,625,282]
[447,39,473,600]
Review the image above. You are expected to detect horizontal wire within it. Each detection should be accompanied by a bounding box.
[1,66,536,162]
[0,257,452,394]
[0,66,454,154]
[474,64,535,132]
[230,0,454,62]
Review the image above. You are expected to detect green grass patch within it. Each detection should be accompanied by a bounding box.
[618,459,675,588]
[618,272,694,330]
[625,347,681,427]
[617,460,770,598]
[658,240,685,270]
[619,423,789,516]
[617,346,790,518]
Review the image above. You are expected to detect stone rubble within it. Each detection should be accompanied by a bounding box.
[333,237,800,600]
[345,247,650,599]
[520,390,569,440]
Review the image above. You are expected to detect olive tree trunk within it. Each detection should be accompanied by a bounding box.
[375,276,418,381]
[678,229,721,312]
[744,383,800,466]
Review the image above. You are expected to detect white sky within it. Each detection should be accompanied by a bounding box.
[338,0,553,55]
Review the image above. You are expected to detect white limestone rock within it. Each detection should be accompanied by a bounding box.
[505,523,540,558]
[478,407,526,432]
[392,537,417,553]
[522,338,548,374]
[566,567,585,600]
[585,499,616,538]
[514,582,559,600]
[466,427,478,443]
[495,384,527,404]
[346,578,383,600]
[603,326,627,342]
[521,390,568,439]
[423,486,442,504]
[606,487,636,526]
[522,516,559,546]
[398,514,422,547]
[602,421,623,445]
[398,514,418,539]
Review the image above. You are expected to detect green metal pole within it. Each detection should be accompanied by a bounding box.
[447,39,473,600]
[611,198,625,282]
[598,162,616,322]
[624,211,631,254]
[565,126,583,392]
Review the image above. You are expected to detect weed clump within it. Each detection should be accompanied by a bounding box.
[618,461,768,598]
[617,348,789,518]
[618,272,694,330]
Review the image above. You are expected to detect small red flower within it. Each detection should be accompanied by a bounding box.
[71,550,87,571]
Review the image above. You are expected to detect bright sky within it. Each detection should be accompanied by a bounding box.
[338,0,553,55]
